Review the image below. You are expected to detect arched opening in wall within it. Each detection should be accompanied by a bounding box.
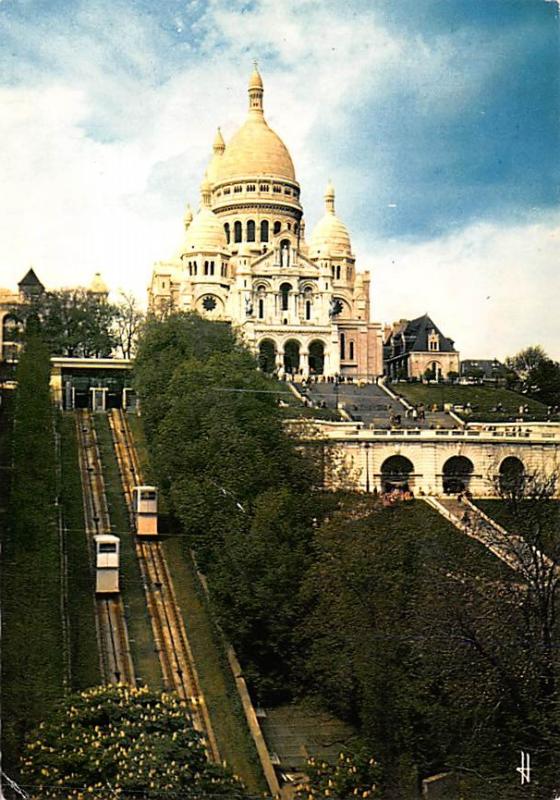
[336,265,341,280]
[258,298,264,319]
[234,221,242,243]
[349,340,355,360]
[442,455,474,494]
[273,221,281,235]
[258,339,276,374]
[260,220,269,242]
[340,333,346,360]
[284,340,300,374]
[309,340,325,375]
[499,456,525,494]
[305,300,311,321]
[247,220,256,242]
[280,282,292,312]
[426,361,442,381]
[224,223,230,244]
[280,239,290,267]
[381,455,414,492]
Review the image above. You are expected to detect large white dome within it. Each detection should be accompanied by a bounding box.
[213,68,296,184]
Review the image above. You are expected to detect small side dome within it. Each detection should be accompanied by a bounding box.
[309,183,352,257]
[89,272,109,295]
[181,180,227,254]
[181,208,227,254]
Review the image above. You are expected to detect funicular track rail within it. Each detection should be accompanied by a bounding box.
[75,409,136,685]
[107,408,220,763]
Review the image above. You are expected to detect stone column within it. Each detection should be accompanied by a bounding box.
[275,345,284,375]
[300,350,309,378]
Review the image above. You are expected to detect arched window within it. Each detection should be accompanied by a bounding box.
[336,265,341,280]
[258,298,264,319]
[349,340,354,360]
[234,221,242,243]
[280,282,292,312]
[273,221,281,235]
[210,261,215,275]
[280,239,290,267]
[247,220,256,242]
[224,223,230,244]
[204,260,209,275]
[340,333,346,360]
[305,300,311,321]
[260,220,269,242]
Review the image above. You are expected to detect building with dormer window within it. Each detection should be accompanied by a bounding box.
[148,67,383,379]
[383,314,460,380]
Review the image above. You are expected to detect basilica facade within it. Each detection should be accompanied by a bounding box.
[149,67,383,379]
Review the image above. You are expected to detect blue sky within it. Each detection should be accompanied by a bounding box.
[0,0,558,358]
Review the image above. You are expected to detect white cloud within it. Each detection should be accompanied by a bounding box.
[0,0,557,363]
[362,212,560,361]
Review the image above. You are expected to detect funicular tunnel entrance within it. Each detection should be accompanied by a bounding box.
[61,369,133,411]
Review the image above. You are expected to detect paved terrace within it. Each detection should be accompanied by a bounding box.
[299,380,457,429]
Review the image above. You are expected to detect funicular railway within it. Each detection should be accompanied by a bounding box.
[75,410,136,685]
[107,408,220,763]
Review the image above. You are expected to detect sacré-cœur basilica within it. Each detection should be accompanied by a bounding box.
[148,66,384,379]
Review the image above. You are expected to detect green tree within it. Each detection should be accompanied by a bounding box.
[2,333,63,770]
[13,287,118,357]
[505,345,560,405]
[295,750,382,800]
[506,345,548,378]
[20,684,248,799]
[134,313,326,698]
[298,498,560,795]
[113,290,146,359]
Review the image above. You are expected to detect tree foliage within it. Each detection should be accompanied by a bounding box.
[20,684,247,800]
[134,313,329,700]
[2,334,63,770]
[13,288,117,357]
[506,345,560,406]
[113,290,146,359]
[295,750,382,800]
[299,498,560,796]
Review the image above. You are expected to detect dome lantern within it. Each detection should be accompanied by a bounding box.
[325,180,335,214]
[200,174,212,208]
[248,61,264,115]
[213,127,225,154]
[183,203,193,231]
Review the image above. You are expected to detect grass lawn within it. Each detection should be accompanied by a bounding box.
[164,538,267,793]
[390,382,548,422]
[476,499,560,560]
[94,414,163,689]
[128,412,267,793]
[378,499,515,581]
[60,413,101,689]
